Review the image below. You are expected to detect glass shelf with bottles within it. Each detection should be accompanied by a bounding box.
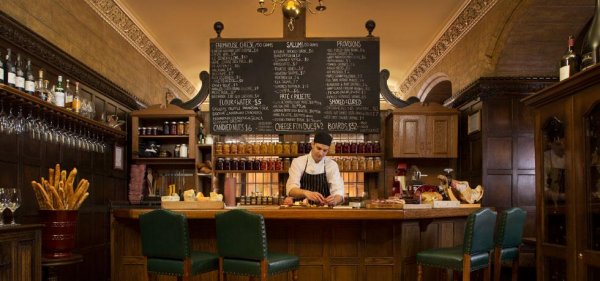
[214,141,382,157]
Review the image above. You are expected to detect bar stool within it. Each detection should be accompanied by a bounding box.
[493,207,526,281]
[215,209,299,281]
[416,208,497,281]
[139,209,219,281]
[42,254,83,281]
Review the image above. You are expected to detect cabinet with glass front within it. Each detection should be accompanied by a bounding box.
[523,64,600,281]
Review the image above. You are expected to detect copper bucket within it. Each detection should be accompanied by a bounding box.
[40,210,78,258]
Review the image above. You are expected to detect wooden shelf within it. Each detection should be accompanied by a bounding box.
[132,157,195,165]
[214,153,383,158]
[138,135,190,139]
[197,144,213,149]
[214,170,381,174]
[0,84,126,138]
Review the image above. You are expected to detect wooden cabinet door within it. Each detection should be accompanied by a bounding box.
[391,115,426,157]
[426,115,458,157]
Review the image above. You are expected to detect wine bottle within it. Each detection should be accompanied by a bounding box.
[34,69,46,101]
[72,82,81,113]
[64,78,73,110]
[559,35,579,81]
[54,75,65,107]
[6,49,16,87]
[15,53,25,91]
[0,50,4,85]
[24,58,35,94]
[581,0,600,70]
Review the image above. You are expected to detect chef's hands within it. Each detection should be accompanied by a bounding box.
[303,190,325,204]
[325,194,343,206]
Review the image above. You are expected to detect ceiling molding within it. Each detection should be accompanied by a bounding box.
[399,0,499,95]
[84,0,196,97]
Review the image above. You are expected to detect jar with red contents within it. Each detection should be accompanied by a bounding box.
[275,158,283,170]
[342,142,351,153]
[365,141,373,153]
[268,159,276,170]
[253,159,261,170]
[335,143,343,154]
[350,142,358,153]
[373,141,381,153]
[260,158,269,171]
[357,142,365,153]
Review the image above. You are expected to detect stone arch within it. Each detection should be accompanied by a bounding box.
[417,73,452,104]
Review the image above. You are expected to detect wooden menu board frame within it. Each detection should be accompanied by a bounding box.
[209,37,380,134]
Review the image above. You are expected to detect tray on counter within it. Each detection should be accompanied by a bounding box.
[161,201,224,210]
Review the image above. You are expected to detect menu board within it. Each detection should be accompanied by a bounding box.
[209,38,379,134]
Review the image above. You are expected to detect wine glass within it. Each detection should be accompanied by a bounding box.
[0,188,7,226]
[7,188,21,225]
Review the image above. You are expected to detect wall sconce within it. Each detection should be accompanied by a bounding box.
[257,0,326,31]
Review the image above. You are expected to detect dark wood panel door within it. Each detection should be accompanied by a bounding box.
[391,115,426,158]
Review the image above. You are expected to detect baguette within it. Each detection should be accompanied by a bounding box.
[48,183,64,210]
[69,179,88,209]
[31,181,53,210]
[32,165,89,210]
[66,168,77,201]
[54,164,61,191]
[73,192,89,210]
[48,169,54,188]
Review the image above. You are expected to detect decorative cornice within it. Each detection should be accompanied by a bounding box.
[84,0,196,97]
[400,0,499,94]
[0,11,139,110]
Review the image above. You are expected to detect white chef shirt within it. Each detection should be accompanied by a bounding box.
[286,154,344,198]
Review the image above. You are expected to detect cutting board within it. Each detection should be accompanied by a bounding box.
[161,201,224,210]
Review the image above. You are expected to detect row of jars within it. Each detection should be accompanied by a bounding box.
[238,194,284,205]
[215,156,382,172]
[215,141,381,155]
[139,121,190,136]
[216,157,291,171]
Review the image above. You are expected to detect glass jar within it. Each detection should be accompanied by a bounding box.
[253,158,261,170]
[267,142,275,154]
[357,142,365,153]
[184,121,190,135]
[283,142,291,154]
[239,158,247,170]
[366,157,374,171]
[230,142,238,154]
[253,143,261,155]
[216,158,224,170]
[152,127,158,135]
[180,144,188,158]
[374,157,382,170]
[373,141,381,153]
[163,121,170,135]
[358,157,366,171]
[245,142,253,154]
[275,158,283,170]
[223,143,231,154]
[351,157,359,170]
[335,158,343,170]
[170,121,177,135]
[283,158,291,170]
[329,143,336,155]
[174,145,181,158]
[237,142,245,155]
[267,159,275,170]
[215,142,223,154]
[365,141,373,153]
[343,158,352,171]
[275,142,283,154]
[291,142,298,155]
[244,158,253,170]
[350,142,358,153]
[260,142,268,154]
[298,142,305,154]
[177,121,185,135]
[343,142,351,153]
[304,142,312,153]
[223,157,231,170]
[335,143,343,154]
[261,158,269,170]
[231,157,239,170]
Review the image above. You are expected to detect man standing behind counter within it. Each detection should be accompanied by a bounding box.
[286,131,345,206]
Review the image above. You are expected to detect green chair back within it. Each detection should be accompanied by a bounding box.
[139,209,190,260]
[215,209,268,261]
[495,207,526,249]
[463,208,497,255]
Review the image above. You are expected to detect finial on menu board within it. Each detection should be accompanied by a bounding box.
[214,21,224,38]
[365,20,376,37]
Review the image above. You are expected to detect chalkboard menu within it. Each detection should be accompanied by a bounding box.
[209,38,380,134]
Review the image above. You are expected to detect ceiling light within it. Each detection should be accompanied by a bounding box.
[257,0,327,31]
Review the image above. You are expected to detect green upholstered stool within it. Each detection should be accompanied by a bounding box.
[139,209,219,281]
[215,209,299,281]
[416,208,497,281]
[493,207,526,281]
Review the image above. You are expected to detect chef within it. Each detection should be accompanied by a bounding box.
[286,131,344,206]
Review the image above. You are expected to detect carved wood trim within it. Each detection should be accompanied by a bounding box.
[0,11,139,110]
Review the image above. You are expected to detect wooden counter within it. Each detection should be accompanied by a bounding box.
[111,207,480,281]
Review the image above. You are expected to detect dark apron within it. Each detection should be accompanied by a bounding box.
[300,157,330,200]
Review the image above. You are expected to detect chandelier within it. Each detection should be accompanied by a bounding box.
[257,0,326,31]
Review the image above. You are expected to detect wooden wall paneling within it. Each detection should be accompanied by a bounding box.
[517,136,535,170]
[364,221,394,257]
[485,98,513,135]
[330,222,360,257]
[484,175,513,208]
[485,137,513,170]
[20,164,40,222]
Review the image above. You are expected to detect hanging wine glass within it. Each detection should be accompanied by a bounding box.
[0,99,7,133]
[0,188,7,226]
[7,188,21,225]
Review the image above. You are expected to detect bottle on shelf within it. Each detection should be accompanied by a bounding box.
[560,35,579,81]
[198,122,205,144]
[581,0,600,70]
[15,53,25,91]
[54,75,65,107]
[5,48,16,88]
[34,70,46,100]
[43,80,54,104]
[0,50,4,85]
[24,58,35,94]
[72,82,81,113]
[64,79,73,110]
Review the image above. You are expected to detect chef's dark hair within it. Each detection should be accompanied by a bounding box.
[542,116,564,142]
[313,131,333,146]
